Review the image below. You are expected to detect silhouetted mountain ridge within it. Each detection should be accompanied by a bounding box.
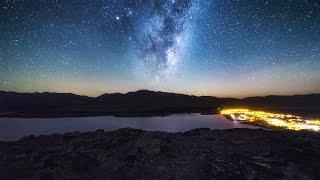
[243,94,320,106]
[0,90,319,117]
[0,91,92,113]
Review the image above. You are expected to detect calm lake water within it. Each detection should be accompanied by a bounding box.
[0,114,257,141]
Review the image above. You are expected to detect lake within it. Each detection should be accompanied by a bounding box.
[0,114,257,141]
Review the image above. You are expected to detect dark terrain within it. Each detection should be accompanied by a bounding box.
[1,128,320,179]
[0,90,319,117]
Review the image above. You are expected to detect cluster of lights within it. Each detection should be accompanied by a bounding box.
[220,108,320,132]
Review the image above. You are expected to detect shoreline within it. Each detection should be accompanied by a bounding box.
[1,110,319,119]
[0,111,217,118]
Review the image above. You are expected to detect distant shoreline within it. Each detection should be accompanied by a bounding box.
[0,111,218,118]
[1,109,319,119]
[0,111,201,118]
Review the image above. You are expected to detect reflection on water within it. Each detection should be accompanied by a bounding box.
[0,114,257,141]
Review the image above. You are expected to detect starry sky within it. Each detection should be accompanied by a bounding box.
[0,0,319,97]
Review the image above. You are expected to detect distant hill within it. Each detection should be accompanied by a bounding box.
[0,90,319,117]
[242,94,320,107]
[0,91,92,111]
[97,90,231,110]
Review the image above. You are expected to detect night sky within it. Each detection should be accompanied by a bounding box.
[1,0,319,97]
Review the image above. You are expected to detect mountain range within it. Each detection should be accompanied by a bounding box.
[0,90,319,117]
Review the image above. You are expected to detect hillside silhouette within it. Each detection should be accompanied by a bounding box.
[0,90,319,117]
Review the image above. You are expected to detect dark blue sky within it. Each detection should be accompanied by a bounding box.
[1,0,319,97]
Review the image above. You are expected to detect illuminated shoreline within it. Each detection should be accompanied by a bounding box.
[220,108,320,132]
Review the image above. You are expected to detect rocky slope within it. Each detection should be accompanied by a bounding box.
[1,128,320,179]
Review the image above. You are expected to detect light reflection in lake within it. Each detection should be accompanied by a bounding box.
[0,114,257,141]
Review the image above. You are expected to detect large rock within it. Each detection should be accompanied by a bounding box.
[136,134,161,155]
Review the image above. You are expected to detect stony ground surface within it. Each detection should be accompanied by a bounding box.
[1,128,320,179]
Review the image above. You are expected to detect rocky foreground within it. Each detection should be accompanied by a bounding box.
[1,128,320,179]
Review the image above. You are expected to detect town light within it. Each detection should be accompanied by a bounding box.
[220,108,320,132]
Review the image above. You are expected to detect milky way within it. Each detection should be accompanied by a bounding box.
[132,0,193,80]
[0,0,319,97]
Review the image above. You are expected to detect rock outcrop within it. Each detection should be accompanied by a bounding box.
[1,128,320,179]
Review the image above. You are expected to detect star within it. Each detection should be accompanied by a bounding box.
[0,0,319,97]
